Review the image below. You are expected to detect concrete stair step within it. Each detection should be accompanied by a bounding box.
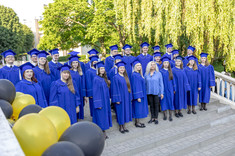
[101,109,235,156]
[132,119,235,156]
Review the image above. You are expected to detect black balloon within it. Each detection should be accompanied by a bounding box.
[0,99,13,118]
[59,121,105,156]
[18,104,42,119]
[42,141,84,156]
[0,79,16,104]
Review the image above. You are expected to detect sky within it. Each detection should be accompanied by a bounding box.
[0,0,54,28]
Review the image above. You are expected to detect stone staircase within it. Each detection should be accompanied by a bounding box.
[87,98,235,156]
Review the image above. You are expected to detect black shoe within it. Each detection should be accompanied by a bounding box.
[155,120,159,124]
[169,116,173,121]
[163,116,167,120]
[135,123,144,128]
[192,110,197,114]
[119,129,125,134]
[105,136,109,139]
[178,112,183,117]
[200,104,204,111]
[175,113,179,118]
[148,119,154,124]
[204,104,207,111]
[140,123,146,128]
[187,110,191,114]
[124,129,129,132]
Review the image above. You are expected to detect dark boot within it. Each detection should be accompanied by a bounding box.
[200,103,204,111]
[192,106,197,114]
[163,111,167,120]
[203,103,207,111]
[169,110,173,121]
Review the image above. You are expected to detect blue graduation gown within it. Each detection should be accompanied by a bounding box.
[156,63,163,70]
[136,54,153,75]
[198,64,215,103]
[85,61,91,72]
[49,79,80,124]
[184,67,202,106]
[172,67,191,110]
[107,67,117,81]
[85,68,97,116]
[170,60,175,68]
[183,56,199,67]
[105,56,114,73]
[122,55,136,79]
[92,76,112,130]
[70,70,86,119]
[49,61,62,81]
[131,72,148,118]
[15,79,48,108]
[160,69,175,111]
[33,66,52,102]
[0,66,20,85]
[111,74,132,125]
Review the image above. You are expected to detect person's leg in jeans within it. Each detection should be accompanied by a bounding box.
[153,95,159,124]
[148,94,155,123]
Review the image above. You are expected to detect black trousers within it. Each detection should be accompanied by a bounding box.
[147,94,159,119]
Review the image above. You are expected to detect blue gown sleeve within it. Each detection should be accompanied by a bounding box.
[197,70,202,88]
[49,81,59,106]
[15,82,23,92]
[111,76,122,103]
[81,75,86,97]
[73,81,81,107]
[183,71,191,91]
[92,78,103,108]
[159,72,164,95]
[131,74,144,100]
[209,65,215,87]
[85,71,92,97]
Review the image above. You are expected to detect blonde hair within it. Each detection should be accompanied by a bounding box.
[200,57,210,66]
[134,63,143,78]
[37,59,51,74]
[145,61,159,76]
[61,70,75,94]
[187,60,198,70]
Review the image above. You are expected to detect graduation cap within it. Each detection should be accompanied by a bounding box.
[200,52,209,58]
[131,58,141,67]
[58,64,71,72]
[172,50,179,55]
[153,52,163,58]
[37,50,49,58]
[160,55,171,62]
[68,51,80,56]
[188,46,196,52]
[187,55,197,61]
[175,55,185,61]
[152,46,160,51]
[94,61,105,69]
[68,55,81,64]
[140,42,149,48]
[1,49,16,58]
[89,55,99,62]
[115,61,126,68]
[19,62,34,74]
[49,48,59,55]
[87,49,99,55]
[165,43,173,49]
[113,54,123,60]
[27,48,39,56]
[109,45,119,51]
[122,44,132,50]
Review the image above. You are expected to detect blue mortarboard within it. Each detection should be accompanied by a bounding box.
[37,50,49,58]
[175,55,185,61]
[188,46,196,52]
[115,61,126,68]
[122,44,132,50]
[160,55,171,62]
[153,52,163,58]
[113,54,122,60]
[109,45,119,51]
[1,49,16,58]
[89,55,99,62]
[172,50,179,55]
[27,48,39,56]
[187,55,197,61]
[131,58,141,67]
[87,49,99,55]
[165,43,173,49]
[58,64,71,72]
[200,52,209,58]
[68,55,81,64]
[49,48,59,55]
[140,42,150,48]
[19,62,34,73]
[152,46,160,51]
[94,61,105,69]
[68,51,80,56]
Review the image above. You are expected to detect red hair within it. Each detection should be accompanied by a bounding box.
[23,72,38,83]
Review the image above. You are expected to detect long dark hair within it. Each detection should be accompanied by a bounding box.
[98,68,110,88]
[162,62,173,80]
[120,69,131,93]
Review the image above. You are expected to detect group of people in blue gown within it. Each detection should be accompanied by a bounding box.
[0,41,215,138]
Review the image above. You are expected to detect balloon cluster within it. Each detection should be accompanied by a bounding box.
[0,79,105,156]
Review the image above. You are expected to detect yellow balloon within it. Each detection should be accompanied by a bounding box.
[39,106,71,139]
[11,94,36,120]
[13,113,58,156]
[15,92,24,98]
